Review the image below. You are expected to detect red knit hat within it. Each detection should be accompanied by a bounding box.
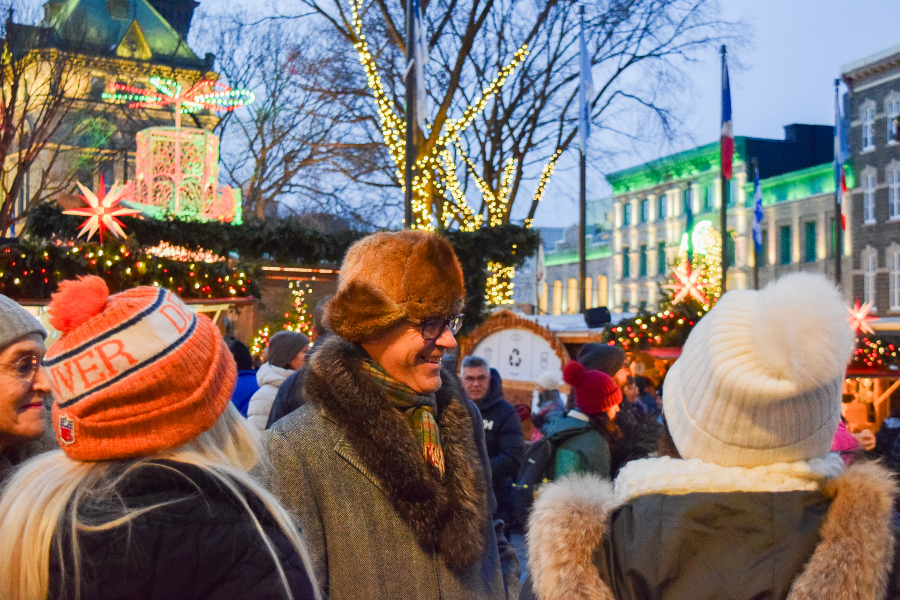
[563,360,622,416]
[44,277,236,460]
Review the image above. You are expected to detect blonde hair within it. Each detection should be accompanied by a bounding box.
[0,403,320,600]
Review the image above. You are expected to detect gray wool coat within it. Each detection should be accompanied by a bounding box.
[260,337,521,600]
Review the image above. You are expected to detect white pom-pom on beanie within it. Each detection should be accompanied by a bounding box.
[662,272,854,467]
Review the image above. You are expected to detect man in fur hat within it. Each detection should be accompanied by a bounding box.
[261,231,520,600]
[526,272,900,600]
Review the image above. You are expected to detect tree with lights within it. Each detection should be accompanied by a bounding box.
[251,281,315,356]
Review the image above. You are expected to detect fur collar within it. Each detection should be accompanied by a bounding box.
[614,455,846,504]
[303,336,488,570]
[528,462,898,600]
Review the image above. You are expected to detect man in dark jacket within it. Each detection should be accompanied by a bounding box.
[460,357,524,530]
[0,294,52,485]
[261,231,520,600]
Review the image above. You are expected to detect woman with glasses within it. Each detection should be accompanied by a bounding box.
[0,294,52,486]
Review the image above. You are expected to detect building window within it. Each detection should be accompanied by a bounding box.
[539,282,548,314]
[863,248,877,308]
[622,203,631,226]
[597,275,608,307]
[863,104,876,150]
[864,172,877,224]
[657,241,667,275]
[780,225,791,265]
[702,184,713,212]
[804,221,817,263]
[761,229,769,265]
[585,277,593,309]
[891,248,900,310]
[657,196,666,220]
[683,188,692,214]
[567,278,578,314]
[888,98,900,143]
[639,245,647,277]
[830,217,842,258]
[552,280,562,315]
[622,247,630,278]
[640,198,648,223]
[890,168,900,220]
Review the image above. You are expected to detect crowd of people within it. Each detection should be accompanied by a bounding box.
[0,229,898,600]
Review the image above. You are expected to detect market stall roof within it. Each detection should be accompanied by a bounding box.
[525,312,636,332]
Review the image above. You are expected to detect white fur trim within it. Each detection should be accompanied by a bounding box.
[527,474,618,600]
[614,455,845,504]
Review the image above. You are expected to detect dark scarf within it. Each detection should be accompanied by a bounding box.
[361,359,445,479]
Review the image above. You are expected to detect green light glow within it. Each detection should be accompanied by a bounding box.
[679,220,713,255]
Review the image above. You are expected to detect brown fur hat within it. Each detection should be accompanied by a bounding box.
[325,231,465,342]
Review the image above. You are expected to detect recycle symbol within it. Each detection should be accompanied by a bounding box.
[509,348,522,367]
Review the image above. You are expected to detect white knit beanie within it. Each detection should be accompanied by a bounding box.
[662,272,854,467]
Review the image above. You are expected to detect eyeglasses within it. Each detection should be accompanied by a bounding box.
[0,355,44,383]
[416,314,464,342]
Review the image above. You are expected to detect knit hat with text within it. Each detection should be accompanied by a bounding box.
[663,272,854,467]
[563,361,622,416]
[44,276,236,460]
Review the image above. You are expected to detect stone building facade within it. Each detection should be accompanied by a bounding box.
[843,43,900,314]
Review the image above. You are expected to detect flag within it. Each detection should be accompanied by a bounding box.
[720,58,733,180]
[685,192,695,265]
[834,83,848,229]
[752,167,763,252]
[578,13,594,152]
[411,0,429,132]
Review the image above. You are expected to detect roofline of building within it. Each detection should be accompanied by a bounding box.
[841,43,900,83]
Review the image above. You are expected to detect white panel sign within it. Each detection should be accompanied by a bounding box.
[469,328,562,383]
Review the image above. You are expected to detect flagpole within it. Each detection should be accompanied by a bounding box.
[578,5,587,314]
[404,0,415,230]
[719,44,728,297]
[834,78,842,286]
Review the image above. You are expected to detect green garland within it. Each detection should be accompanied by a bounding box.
[0,238,259,300]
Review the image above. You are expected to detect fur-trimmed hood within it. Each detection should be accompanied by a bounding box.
[303,336,488,570]
[527,459,898,600]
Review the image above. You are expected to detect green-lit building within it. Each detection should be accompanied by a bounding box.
[606,124,837,311]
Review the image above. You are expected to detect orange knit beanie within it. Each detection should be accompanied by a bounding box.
[44,276,236,460]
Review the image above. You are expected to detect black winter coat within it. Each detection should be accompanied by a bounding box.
[48,461,317,600]
[473,369,524,517]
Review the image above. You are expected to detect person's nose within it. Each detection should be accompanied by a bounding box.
[435,324,458,350]
[32,365,53,395]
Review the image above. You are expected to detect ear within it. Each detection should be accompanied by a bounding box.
[325,280,406,342]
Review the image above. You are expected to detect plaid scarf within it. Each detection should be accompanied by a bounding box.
[362,360,445,480]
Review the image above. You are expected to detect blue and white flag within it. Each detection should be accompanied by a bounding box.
[833,84,849,207]
[411,0,429,132]
[752,167,763,252]
[578,14,594,152]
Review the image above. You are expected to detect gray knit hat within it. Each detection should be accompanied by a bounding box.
[0,294,46,350]
[267,330,310,369]
[662,273,854,467]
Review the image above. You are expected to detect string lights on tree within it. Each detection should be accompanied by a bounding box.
[485,261,515,305]
[250,281,315,357]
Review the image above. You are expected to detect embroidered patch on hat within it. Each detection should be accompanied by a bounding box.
[59,415,74,444]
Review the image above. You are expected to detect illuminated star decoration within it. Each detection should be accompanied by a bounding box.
[848,300,878,335]
[102,77,255,116]
[63,176,142,243]
[662,264,708,305]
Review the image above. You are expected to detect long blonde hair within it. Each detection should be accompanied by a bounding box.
[0,403,320,600]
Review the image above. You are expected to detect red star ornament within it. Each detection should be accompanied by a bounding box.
[847,300,878,336]
[63,176,141,243]
[662,264,708,305]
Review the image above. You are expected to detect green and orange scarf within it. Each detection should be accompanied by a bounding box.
[362,360,445,480]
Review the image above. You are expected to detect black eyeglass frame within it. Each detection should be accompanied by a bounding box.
[417,313,464,342]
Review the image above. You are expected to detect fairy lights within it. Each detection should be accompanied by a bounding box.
[144,241,224,264]
[485,261,515,305]
[531,150,562,215]
[103,77,255,116]
[250,281,315,357]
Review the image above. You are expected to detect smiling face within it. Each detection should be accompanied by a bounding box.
[0,333,51,451]
[361,319,457,394]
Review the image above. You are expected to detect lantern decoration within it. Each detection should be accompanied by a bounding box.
[661,264,709,306]
[848,300,877,335]
[63,177,141,243]
[103,77,254,223]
